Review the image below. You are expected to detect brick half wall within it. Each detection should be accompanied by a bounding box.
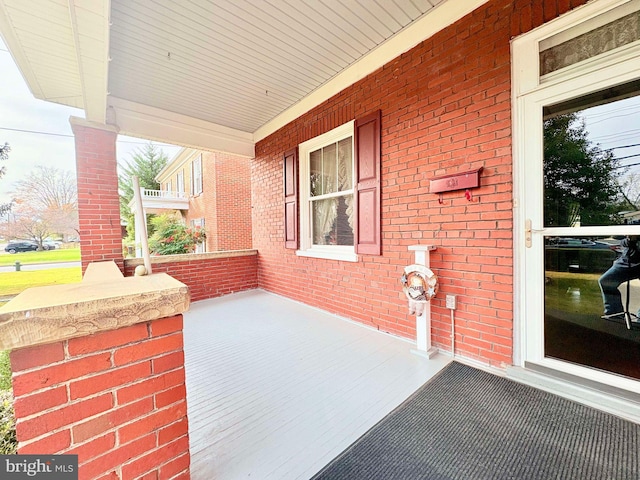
[124,250,259,302]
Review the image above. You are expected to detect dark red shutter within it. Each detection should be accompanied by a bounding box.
[354,110,381,255]
[284,148,298,249]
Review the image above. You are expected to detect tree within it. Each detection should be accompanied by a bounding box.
[543,113,622,227]
[13,165,77,210]
[11,165,78,245]
[11,204,53,247]
[118,143,169,239]
[0,143,12,216]
[618,171,640,212]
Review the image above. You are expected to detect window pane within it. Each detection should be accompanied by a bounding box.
[544,235,640,380]
[543,87,640,227]
[311,195,354,246]
[322,143,337,194]
[310,149,322,197]
[338,137,353,190]
[540,8,640,76]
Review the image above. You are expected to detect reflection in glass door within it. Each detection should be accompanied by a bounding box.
[543,85,640,380]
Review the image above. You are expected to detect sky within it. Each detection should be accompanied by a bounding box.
[581,95,640,169]
[0,39,182,205]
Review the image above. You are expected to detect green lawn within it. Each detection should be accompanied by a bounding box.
[0,267,82,297]
[545,270,603,314]
[0,248,80,266]
[0,252,81,456]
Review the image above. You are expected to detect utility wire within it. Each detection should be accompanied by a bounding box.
[607,144,640,150]
[616,153,640,161]
[0,126,72,138]
[615,161,640,169]
[0,126,174,146]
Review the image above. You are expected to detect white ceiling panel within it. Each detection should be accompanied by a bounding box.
[107,0,449,133]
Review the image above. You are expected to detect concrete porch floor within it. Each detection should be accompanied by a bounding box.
[184,289,451,479]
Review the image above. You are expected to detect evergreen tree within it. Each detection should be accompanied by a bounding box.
[118,143,169,240]
[543,113,622,227]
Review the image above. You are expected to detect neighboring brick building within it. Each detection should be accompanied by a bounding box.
[156,148,252,253]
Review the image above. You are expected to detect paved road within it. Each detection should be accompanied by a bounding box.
[0,261,81,273]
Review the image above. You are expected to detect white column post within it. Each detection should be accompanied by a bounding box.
[134,209,143,258]
[408,244,437,358]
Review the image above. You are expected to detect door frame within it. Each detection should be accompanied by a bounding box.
[512,0,640,393]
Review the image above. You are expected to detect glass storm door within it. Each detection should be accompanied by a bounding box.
[515,1,640,392]
[538,88,640,385]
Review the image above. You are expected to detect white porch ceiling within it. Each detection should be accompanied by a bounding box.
[108,0,445,134]
[0,0,488,156]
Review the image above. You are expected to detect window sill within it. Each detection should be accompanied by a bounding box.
[296,249,358,262]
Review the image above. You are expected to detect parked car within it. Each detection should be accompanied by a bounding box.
[4,241,38,254]
[42,241,59,250]
[554,238,597,248]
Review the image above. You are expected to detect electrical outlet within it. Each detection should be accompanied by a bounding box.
[445,295,457,310]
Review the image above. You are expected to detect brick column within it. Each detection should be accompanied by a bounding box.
[11,315,190,479]
[70,117,123,273]
[0,262,191,479]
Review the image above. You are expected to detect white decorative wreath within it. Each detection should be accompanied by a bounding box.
[401,264,438,303]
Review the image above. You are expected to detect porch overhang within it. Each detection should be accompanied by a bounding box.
[0,0,489,156]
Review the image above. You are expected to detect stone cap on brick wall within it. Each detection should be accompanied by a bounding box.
[0,261,190,351]
[123,248,258,267]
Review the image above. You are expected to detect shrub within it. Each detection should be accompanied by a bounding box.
[148,214,206,255]
[0,351,10,391]
[0,390,17,454]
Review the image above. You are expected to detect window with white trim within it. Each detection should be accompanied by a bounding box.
[284,111,381,259]
[190,218,206,253]
[299,121,356,261]
[191,154,202,195]
[177,171,184,195]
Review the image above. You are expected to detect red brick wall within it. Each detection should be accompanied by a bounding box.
[72,121,124,273]
[184,152,252,252]
[124,252,258,302]
[213,153,252,251]
[252,0,587,368]
[10,315,190,479]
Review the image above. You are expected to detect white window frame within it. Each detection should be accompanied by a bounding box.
[512,0,640,393]
[177,171,184,195]
[297,121,358,262]
[191,154,203,196]
[190,218,206,253]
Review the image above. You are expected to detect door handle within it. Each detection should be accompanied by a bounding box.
[525,219,545,248]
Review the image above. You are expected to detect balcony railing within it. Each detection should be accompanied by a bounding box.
[129,188,190,211]
[141,188,188,200]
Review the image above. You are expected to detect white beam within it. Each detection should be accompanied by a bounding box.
[67,0,111,123]
[108,97,255,158]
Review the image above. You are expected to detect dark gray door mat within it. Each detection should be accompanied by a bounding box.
[311,361,639,480]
